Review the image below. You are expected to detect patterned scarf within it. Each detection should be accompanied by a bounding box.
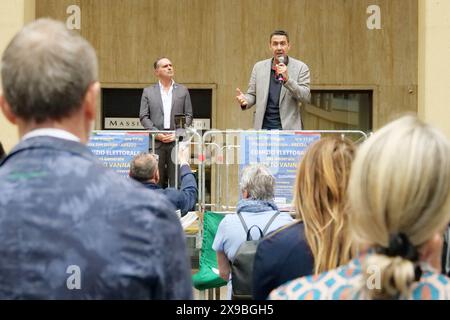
[236,198,278,214]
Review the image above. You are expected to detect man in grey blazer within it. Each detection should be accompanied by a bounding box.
[140,57,193,188]
[236,30,311,130]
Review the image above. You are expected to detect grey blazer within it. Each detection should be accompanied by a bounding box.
[139,82,193,131]
[242,57,311,130]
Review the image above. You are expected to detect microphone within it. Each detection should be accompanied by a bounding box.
[276,56,285,83]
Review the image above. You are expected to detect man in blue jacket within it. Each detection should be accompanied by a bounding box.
[129,146,198,216]
[0,18,192,299]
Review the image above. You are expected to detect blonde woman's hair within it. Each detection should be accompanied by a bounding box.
[348,115,450,299]
[294,136,356,274]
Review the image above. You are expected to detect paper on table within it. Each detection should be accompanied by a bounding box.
[180,211,198,230]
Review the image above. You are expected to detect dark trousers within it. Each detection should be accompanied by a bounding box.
[155,141,176,188]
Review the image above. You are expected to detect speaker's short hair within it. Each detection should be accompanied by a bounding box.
[270,30,289,43]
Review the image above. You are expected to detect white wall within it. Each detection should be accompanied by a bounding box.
[418,0,450,138]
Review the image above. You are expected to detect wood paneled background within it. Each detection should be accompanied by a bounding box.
[36,0,417,130]
[36,0,418,207]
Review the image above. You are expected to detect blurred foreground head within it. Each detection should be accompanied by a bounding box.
[0,18,99,143]
[349,115,450,299]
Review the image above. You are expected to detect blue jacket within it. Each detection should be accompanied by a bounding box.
[252,222,314,300]
[141,164,197,216]
[0,136,192,299]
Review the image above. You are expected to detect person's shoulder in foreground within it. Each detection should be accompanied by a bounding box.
[253,221,314,300]
[0,17,192,299]
[0,142,192,299]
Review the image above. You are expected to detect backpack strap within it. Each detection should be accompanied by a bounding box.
[237,212,249,234]
[262,212,280,235]
[245,225,264,241]
[238,211,280,240]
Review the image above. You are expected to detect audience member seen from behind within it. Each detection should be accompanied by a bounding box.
[271,115,450,300]
[252,136,355,300]
[0,18,192,299]
[213,164,294,299]
[129,144,197,216]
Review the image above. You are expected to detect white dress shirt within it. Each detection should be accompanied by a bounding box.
[159,80,174,129]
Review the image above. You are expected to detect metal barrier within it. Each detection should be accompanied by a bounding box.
[90,129,202,205]
[200,129,368,212]
[149,128,203,203]
[90,128,368,214]
[184,128,203,209]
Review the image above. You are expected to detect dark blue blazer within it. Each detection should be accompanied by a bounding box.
[0,136,192,299]
[252,221,314,300]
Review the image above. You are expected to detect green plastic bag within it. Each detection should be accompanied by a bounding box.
[192,211,228,290]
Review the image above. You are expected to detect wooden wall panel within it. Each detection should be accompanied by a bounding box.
[36,0,417,206]
[36,0,80,21]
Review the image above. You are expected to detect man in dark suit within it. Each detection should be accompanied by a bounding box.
[139,57,193,188]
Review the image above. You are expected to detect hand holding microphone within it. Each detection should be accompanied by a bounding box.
[276,56,288,83]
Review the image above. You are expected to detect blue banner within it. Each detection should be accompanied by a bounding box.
[87,131,149,177]
[240,132,321,209]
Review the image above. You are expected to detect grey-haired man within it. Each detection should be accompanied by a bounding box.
[0,18,192,299]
